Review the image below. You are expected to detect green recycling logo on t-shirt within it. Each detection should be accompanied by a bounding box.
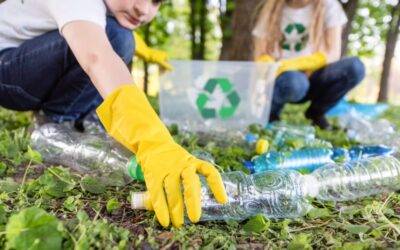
[281,23,309,52]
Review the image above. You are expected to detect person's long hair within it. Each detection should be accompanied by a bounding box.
[253,0,328,59]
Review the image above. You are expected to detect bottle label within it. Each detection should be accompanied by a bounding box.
[127,156,145,182]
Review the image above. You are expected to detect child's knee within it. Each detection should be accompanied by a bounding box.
[343,57,366,85]
[275,71,310,102]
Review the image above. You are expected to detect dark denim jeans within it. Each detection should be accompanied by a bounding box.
[0,17,134,123]
[270,57,366,119]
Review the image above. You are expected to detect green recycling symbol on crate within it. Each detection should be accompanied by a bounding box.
[196,78,241,120]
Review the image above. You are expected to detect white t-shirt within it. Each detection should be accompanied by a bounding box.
[0,0,107,52]
[252,0,348,59]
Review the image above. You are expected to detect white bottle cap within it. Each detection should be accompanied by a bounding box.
[131,192,147,210]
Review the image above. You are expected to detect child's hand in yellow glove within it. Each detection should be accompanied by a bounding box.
[134,32,173,71]
[97,85,227,228]
[277,52,327,76]
[256,54,275,63]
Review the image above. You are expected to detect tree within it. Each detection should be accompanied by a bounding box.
[190,0,208,59]
[340,0,360,57]
[219,0,263,61]
[378,1,400,102]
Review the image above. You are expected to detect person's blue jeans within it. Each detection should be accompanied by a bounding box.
[0,17,134,123]
[270,57,366,119]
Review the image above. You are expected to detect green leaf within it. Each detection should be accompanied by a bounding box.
[0,162,7,176]
[38,167,76,198]
[307,207,331,219]
[344,224,370,235]
[106,198,121,214]
[0,178,19,194]
[80,176,106,194]
[6,207,63,250]
[24,146,42,164]
[338,242,368,250]
[243,214,270,233]
[0,204,8,224]
[288,233,312,250]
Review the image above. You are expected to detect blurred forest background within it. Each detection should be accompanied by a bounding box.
[134,0,400,104]
[0,0,398,103]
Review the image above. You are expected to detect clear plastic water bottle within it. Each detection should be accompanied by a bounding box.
[307,156,400,201]
[30,123,144,186]
[132,156,400,221]
[251,148,335,173]
[132,170,313,221]
[339,111,400,148]
[266,122,316,148]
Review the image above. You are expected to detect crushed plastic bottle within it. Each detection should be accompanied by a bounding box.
[31,124,218,186]
[132,170,313,221]
[339,111,400,148]
[308,156,400,201]
[31,123,144,186]
[249,145,395,173]
[133,156,400,221]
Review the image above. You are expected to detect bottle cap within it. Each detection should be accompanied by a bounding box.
[131,192,147,210]
[127,156,145,182]
[256,139,269,155]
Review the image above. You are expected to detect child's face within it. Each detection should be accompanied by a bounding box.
[105,0,160,29]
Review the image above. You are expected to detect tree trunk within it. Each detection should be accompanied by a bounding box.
[190,0,198,59]
[190,0,208,60]
[378,1,400,102]
[341,0,359,57]
[198,0,207,59]
[219,0,263,61]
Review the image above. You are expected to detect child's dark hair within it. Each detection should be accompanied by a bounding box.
[152,0,164,3]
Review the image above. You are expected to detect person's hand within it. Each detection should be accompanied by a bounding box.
[96,84,227,227]
[139,141,227,227]
[256,54,275,63]
[134,32,173,71]
[277,52,327,75]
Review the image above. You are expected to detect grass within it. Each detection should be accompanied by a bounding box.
[1,103,400,249]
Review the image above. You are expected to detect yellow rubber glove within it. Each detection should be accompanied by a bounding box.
[134,32,173,71]
[277,52,327,76]
[256,54,275,63]
[96,84,228,227]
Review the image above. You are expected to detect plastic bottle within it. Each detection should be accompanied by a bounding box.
[251,148,335,173]
[266,122,316,148]
[132,156,400,221]
[308,156,400,201]
[132,170,313,221]
[30,124,218,186]
[339,111,400,148]
[30,123,144,186]
[250,146,395,173]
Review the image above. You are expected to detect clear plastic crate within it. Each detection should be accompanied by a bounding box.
[159,60,278,132]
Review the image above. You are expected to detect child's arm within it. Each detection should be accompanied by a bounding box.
[322,26,342,63]
[62,21,132,98]
[61,21,228,228]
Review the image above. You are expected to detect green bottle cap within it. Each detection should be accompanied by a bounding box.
[127,156,144,182]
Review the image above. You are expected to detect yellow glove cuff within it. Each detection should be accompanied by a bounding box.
[256,54,275,63]
[277,52,327,75]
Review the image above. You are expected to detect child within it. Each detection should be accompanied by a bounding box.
[253,0,366,129]
[0,0,227,228]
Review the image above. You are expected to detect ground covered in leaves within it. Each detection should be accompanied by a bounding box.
[1,103,400,249]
